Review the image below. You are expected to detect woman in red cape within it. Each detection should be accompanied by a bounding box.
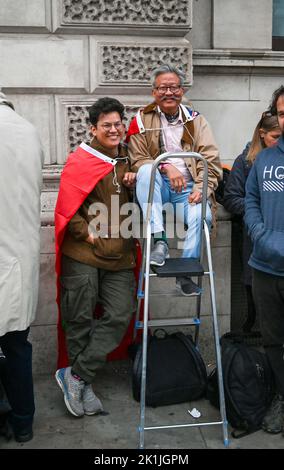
[54,98,142,417]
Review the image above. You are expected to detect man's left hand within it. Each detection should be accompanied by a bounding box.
[188,190,202,204]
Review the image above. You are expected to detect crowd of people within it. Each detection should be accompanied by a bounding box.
[0,64,284,442]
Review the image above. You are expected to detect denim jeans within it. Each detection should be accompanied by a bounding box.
[0,328,35,434]
[136,164,212,258]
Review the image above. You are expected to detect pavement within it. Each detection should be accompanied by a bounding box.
[1,360,284,451]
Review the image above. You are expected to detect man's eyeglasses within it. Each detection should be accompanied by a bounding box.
[154,85,182,95]
[100,122,124,132]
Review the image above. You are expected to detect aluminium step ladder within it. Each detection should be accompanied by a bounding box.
[134,151,229,449]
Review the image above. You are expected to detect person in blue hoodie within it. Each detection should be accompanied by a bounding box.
[224,113,281,332]
[245,85,284,435]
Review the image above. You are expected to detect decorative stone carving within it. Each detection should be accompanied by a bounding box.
[99,45,192,85]
[62,0,191,26]
[67,104,141,153]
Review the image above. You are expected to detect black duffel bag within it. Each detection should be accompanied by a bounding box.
[132,330,208,407]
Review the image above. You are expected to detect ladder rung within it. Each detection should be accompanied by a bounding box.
[149,288,201,297]
[136,318,200,328]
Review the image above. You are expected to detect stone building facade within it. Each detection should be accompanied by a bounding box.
[0,0,283,372]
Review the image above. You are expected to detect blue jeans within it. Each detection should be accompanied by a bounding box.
[0,328,35,434]
[136,164,212,259]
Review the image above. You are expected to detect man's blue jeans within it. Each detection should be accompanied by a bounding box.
[136,164,212,259]
[0,328,35,434]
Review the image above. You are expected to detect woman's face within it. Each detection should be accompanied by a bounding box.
[260,128,281,148]
[91,111,125,151]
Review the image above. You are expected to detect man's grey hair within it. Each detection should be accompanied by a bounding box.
[151,65,186,88]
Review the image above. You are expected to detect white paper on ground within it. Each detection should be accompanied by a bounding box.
[188,407,201,418]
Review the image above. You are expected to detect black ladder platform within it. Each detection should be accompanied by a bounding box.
[151,258,204,277]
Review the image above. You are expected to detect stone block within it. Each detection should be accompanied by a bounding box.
[33,254,57,326]
[7,94,56,164]
[250,75,284,104]
[192,100,266,161]
[186,0,212,49]
[196,314,230,365]
[188,74,250,101]
[0,0,51,32]
[41,191,58,215]
[0,36,88,91]
[211,220,231,247]
[40,226,55,254]
[30,324,57,375]
[52,0,192,36]
[90,36,192,93]
[213,0,273,50]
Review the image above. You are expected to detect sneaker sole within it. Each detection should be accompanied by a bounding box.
[176,283,202,297]
[150,254,170,267]
[55,371,84,418]
[84,409,104,416]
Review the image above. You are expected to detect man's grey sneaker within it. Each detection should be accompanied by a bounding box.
[83,384,104,416]
[176,277,202,297]
[262,394,284,434]
[150,241,169,266]
[55,367,84,417]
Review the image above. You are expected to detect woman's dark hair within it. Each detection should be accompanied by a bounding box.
[269,85,284,115]
[89,97,125,125]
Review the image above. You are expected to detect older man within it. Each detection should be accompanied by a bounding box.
[0,92,44,442]
[127,64,222,296]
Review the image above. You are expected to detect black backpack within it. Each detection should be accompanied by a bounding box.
[132,330,208,407]
[207,333,275,437]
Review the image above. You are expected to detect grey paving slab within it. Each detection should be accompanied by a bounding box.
[1,361,284,450]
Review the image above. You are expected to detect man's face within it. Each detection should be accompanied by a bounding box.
[277,95,284,134]
[152,72,184,115]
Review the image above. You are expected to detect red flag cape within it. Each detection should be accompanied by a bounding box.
[55,143,142,369]
[125,115,140,143]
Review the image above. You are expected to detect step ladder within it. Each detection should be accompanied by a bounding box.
[134,151,229,449]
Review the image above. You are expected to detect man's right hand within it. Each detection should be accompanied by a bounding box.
[163,164,187,192]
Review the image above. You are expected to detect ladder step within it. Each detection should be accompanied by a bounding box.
[149,288,201,297]
[151,258,204,277]
[136,318,200,328]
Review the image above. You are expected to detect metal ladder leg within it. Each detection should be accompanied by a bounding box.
[138,222,152,449]
[133,239,145,341]
[204,220,229,446]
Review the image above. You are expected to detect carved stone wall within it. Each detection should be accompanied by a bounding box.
[99,45,191,85]
[53,0,192,35]
[62,0,190,25]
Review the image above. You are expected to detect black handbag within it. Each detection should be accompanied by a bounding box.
[132,330,208,407]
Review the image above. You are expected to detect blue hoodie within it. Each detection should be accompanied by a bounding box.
[245,135,284,276]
